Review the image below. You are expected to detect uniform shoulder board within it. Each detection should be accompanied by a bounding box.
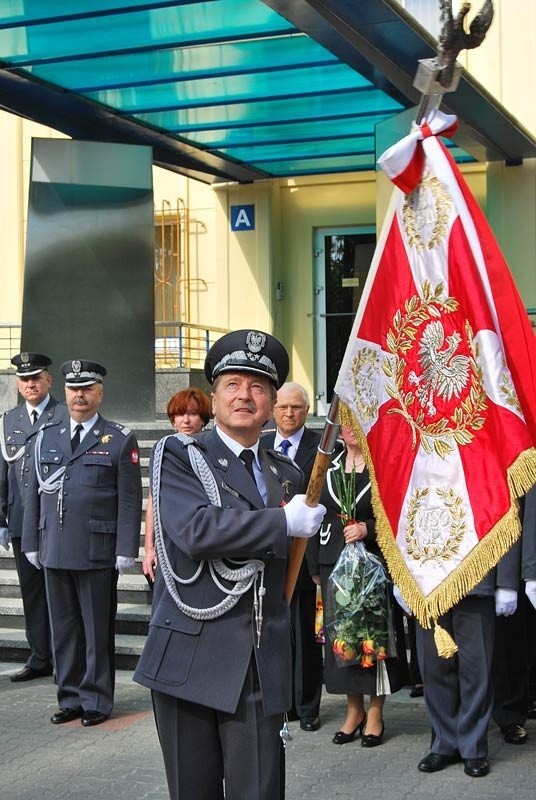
[269,449,301,471]
[41,417,62,431]
[111,422,131,436]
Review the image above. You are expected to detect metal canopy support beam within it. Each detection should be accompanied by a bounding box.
[0,68,268,185]
[261,0,536,163]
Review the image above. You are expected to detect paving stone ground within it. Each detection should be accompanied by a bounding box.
[1,662,535,800]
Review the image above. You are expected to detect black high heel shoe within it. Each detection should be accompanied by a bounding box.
[332,714,367,745]
[361,721,385,748]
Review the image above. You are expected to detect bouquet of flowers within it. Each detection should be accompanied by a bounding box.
[324,467,394,669]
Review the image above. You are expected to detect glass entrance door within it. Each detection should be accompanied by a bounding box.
[313,227,376,416]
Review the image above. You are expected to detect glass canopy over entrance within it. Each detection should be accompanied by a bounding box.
[0,0,534,183]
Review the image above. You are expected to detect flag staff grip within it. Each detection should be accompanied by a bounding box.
[284,394,340,603]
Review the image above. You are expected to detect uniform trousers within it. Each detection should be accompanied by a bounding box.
[152,657,285,800]
[416,594,495,759]
[492,592,532,727]
[289,585,323,720]
[12,537,52,671]
[44,566,118,714]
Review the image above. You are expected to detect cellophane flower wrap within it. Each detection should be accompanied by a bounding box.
[324,466,396,668]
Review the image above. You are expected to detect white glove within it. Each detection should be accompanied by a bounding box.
[115,555,135,575]
[25,551,41,570]
[393,585,412,616]
[0,527,10,552]
[283,494,326,538]
[495,588,517,616]
[525,580,536,610]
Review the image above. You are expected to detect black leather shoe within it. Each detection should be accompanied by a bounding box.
[300,717,320,732]
[361,722,385,748]
[333,714,367,744]
[418,753,460,773]
[10,665,53,683]
[464,758,489,778]
[81,710,108,727]
[409,684,424,698]
[501,724,528,744]
[51,707,83,724]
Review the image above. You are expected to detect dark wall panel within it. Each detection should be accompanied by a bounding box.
[22,139,155,421]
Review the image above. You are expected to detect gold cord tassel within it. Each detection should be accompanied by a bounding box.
[433,622,458,658]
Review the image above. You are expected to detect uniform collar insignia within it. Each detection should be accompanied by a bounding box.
[60,428,67,435]
[218,457,228,467]
[270,464,278,474]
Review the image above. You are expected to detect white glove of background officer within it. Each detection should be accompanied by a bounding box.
[25,551,41,570]
[0,527,10,552]
[525,580,536,610]
[115,555,135,575]
[494,587,517,616]
[393,585,412,616]
[283,494,326,538]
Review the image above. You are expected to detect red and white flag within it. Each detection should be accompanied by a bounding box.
[335,111,536,650]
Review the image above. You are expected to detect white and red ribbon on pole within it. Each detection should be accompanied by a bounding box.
[378,111,459,194]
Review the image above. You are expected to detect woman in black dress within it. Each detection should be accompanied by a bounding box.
[307,425,405,747]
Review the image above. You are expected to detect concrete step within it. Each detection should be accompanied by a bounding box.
[0,568,152,602]
[0,596,150,630]
[0,628,146,670]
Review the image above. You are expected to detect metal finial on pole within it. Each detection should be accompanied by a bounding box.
[413,0,494,125]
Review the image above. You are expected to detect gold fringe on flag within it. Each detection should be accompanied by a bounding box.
[338,401,536,656]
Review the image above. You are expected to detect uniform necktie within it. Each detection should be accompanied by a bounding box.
[239,449,257,483]
[279,439,291,456]
[31,409,39,426]
[71,423,84,453]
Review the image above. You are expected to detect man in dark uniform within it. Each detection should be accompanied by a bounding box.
[0,352,64,682]
[400,544,520,778]
[22,359,142,726]
[261,381,324,731]
[134,330,326,800]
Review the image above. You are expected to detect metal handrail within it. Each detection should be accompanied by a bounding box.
[0,321,229,370]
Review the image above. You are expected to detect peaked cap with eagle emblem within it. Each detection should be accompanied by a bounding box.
[204,329,289,388]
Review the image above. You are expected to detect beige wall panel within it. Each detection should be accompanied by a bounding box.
[211,182,274,335]
[277,173,376,393]
[487,159,536,307]
[0,113,24,326]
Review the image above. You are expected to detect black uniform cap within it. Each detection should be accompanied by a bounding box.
[204,329,289,388]
[61,359,107,387]
[11,352,52,377]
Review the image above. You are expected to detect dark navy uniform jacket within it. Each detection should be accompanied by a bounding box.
[134,427,303,716]
[0,397,65,538]
[21,414,142,569]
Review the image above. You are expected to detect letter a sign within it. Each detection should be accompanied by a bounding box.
[230,204,255,231]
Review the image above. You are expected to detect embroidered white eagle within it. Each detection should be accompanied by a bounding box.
[408,320,470,415]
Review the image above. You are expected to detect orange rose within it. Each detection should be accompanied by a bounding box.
[361,653,375,668]
[333,638,357,662]
[362,639,375,654]
[377,646,387,661]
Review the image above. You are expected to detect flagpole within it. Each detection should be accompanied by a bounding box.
[284,394,340,602]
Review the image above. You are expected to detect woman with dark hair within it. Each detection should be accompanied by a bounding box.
[142,387,211,582]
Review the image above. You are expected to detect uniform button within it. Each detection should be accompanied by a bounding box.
[24,468,29,472]
[64,476,70,481]
[264,549,274,558]
[165,619,171,626]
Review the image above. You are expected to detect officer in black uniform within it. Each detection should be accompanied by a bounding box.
[0,352,64,682]
[134,330,327,800]
[22,359,142,726]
